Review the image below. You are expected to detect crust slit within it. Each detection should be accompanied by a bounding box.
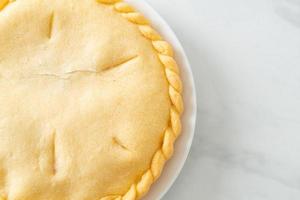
[48,12,55,39]
[112,137,129,151]
[51,130,57,175]
[102,55,138,72]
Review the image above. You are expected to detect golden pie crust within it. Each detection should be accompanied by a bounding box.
[0,0,183,199]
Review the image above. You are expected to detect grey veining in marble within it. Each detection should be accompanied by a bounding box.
[145,0,300,199]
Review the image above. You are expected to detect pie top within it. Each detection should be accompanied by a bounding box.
[0,0,183,200]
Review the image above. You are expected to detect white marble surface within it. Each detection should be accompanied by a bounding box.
[144,0,300,199]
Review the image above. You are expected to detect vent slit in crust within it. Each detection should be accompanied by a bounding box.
[101,54,139,72]
[48,12,55,39]
[112,137,130,151]
[51,130,57,175]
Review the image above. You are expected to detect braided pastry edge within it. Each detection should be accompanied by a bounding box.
[97,0,184,200]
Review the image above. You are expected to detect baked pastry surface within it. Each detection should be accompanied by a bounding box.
[0,0,183,199]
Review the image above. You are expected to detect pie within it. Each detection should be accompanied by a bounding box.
[0,0,183,199]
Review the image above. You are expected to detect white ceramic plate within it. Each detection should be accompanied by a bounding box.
[125,0,197,199]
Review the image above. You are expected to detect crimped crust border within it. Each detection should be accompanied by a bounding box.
[0,0,184,199]
[97,1,183,200]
